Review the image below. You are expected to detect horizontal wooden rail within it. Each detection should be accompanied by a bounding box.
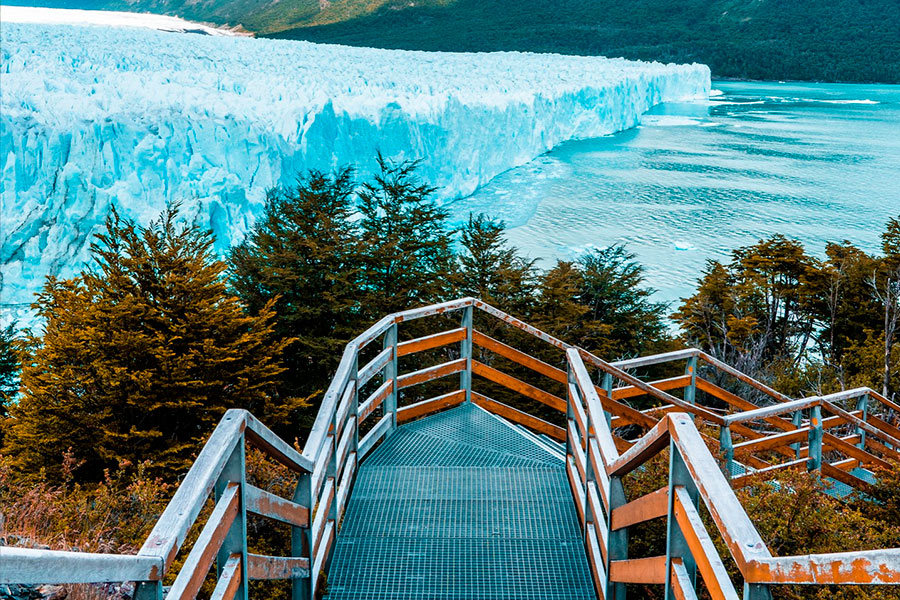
[471,391,566,442]
[398,327,467,357]
[609,556,667,584]
[397,358,466,389]
[397,390,466,423]
[247,554,310,580]
[472,330,568,384]
[0,548,162,584]
[246,485,309,528]
[472,360,566,412]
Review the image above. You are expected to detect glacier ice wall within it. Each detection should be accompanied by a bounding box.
[0,18,710,314]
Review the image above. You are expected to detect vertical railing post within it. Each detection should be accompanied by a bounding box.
[293,470,314,600]
[133,581,163,600]
[719,424,734,478]
[856,393,869,450]
[605,475,628,600]
[460,304,474,402]
[602,371,614,427]
[217,432,248,600]
[383,325,398,433]
[807,404,823,472]
[664,433,699,600]
[565,364,577,495]
[791,410,803,458]
[684,355,698,405]
[743,583,774,599]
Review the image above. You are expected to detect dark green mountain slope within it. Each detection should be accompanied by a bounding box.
[267,0,900,83]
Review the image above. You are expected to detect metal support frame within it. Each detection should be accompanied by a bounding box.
[383,326,398,433]
[605,477,628,600]
[743,583,774,600]
[684,355,698,405]
[857,393,869,450]
[460,305,474,403]
[791,410,803,458]
[217,434,249,600]
[664,443,699,600]
[602,372,614,427]
[720,425,734,477]
[807,404,823,472]
[293,472,314,600]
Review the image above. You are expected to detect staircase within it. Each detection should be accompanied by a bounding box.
[2,297,899,599]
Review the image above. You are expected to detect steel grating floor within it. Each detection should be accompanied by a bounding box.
[324,402,596,599]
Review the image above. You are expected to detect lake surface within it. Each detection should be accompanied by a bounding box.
[449,81,900,306]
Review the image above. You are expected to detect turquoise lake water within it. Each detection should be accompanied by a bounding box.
[448,81,900,305]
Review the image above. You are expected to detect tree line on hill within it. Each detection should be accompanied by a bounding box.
[0,156,897,487]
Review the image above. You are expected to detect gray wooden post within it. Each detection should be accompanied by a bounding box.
[791,411,803,458]
[663,442,698,600]
[216,434,248,600]
[133,580,163,600]
[719,425,734,478]
[292,471,314,600]
[684,355,698,405]
[382,329,397,434]
[856,393,869,450]
[460,305,474,402]
[807,405,823,472]
[743,583,774,600]
[605,476,628,600]
[602,371,614,427]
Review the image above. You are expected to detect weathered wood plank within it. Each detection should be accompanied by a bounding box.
[472,330,567,384]
[398,328,467,357]
[610,487,668,531]
[245,484,309,528]
[671,559,700,600]
[471,392,566,441]
[246,554,310,580]
[311,478,335,556]
[607,417,670,478]
[358,380,392,424]
[245,412,314,473]
[397,390,466,423]
[209,554,241,600]
[733,428,809,455]
[397,358,466,389]
[822,432,892,471]
[668,414,774,571]
[167,483,240,600]
[747,550,900,585]
[358,346,392,387]
[611,375,692,400]
[609,556,667,584]
[472,360,566,412]
[673,486,740,600]
[696,378,795,432]
[359,413,392,458]
[566,456,586,526]
[0,548,162,584]
[585,523,610,594]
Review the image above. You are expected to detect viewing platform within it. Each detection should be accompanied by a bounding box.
[3,298,899,599]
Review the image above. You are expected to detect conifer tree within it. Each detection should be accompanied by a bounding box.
[357,154,456,318]
[4,205,289,482]
[0,322,19,418]
[457,213,536,315]
[230,168,362,411]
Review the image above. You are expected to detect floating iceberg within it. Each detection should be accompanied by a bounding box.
[0,12,710,315]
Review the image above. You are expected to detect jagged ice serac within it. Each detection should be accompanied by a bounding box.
[0,15,711,319]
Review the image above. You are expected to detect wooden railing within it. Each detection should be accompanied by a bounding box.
[2,297,898,599]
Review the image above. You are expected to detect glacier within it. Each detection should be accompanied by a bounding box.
[0,11,710,318]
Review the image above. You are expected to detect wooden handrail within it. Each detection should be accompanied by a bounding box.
[5,297,899,597]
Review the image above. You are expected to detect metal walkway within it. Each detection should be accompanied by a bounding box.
[324,403,596,599]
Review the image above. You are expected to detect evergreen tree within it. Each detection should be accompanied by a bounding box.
[4,205,290,482]
[357,154,456,317]
[230,168,362,413]
[0,322,19,418]
[457,213,536,315]
[576,245,669,358]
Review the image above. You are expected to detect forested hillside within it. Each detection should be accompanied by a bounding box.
[8,0,900,82]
